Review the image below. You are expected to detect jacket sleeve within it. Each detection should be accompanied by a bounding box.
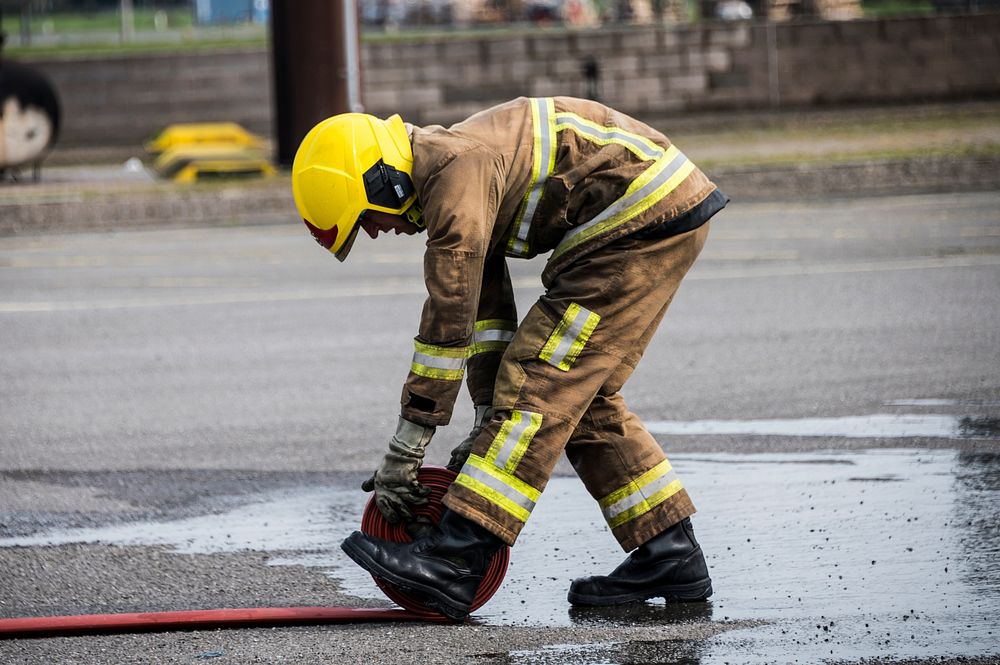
[465,253,518,407]
[400,146,504,427]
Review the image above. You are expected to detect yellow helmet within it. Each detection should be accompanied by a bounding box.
[291,112,422,261]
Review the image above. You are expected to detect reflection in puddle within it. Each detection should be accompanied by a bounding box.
[954,452,1000,593]
[688,450,999,663]
[566,601,716,626]
[0,488,357,556]
[645,414,1000,439]
[1,450,998,663]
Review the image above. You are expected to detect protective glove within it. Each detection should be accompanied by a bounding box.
[362,418,435,523]
[446,404,494,472]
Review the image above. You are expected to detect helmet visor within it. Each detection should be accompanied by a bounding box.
[334,222,361,262]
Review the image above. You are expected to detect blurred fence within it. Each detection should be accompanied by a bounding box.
[4,0,1000,49]
[0,0,265,48]
[12,11,1000,151]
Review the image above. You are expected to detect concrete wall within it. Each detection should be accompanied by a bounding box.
[18,12,1000,148]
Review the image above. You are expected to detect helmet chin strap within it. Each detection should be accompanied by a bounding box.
[404,200,425,228]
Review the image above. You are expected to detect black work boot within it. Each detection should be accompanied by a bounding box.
[567,517,712,606]
[341,509,503,621]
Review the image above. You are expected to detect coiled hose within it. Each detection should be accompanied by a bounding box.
[360,465,510,619]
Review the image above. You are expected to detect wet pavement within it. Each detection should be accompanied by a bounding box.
[3,449,998,663]
[2,189,998,662]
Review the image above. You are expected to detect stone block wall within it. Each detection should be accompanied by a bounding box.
[770,14,1000,106]
[22,46,274,148]
[364,25,762,127]
[16,12,1000,148]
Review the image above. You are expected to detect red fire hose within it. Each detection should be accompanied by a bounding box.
[0,466,510,639]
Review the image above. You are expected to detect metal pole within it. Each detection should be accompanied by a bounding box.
[120,0,135,43]
[766,21,780,108]
[20,0,31,48]
[342,0,363,112]
[270,0,363,167]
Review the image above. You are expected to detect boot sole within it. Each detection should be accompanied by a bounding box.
[567,578,713,607]
[340,537,471,622]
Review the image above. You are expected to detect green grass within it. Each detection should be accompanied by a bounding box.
[1,7,267,57]
[681,104,1000,168]
[861,0,936,16]
[5,36,267,58]
[696,143,1000,170]
[2,8,194,33]
[2,18,620,58]
[360,23,584,43]
[4,19,639,60]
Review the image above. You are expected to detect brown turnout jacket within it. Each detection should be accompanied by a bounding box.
[400,96,717,427]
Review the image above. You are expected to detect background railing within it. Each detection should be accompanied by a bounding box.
[4,0,997,51]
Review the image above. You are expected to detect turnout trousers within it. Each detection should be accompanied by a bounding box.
[443,222,710,552]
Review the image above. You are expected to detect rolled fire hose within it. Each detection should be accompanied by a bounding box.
[0,466,510,639]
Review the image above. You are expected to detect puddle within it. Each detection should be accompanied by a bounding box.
[2,450,998,663]
[644,414,1000,439]
[0,487,355,555]
[884,399,1000,408]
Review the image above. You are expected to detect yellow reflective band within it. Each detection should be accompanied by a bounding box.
[485,409,542,473]
[599,460,684,529]
[453,474,531,523]
[410,340,469,381]
[606,479,684,529]
[599,459,672,508]
[538,303,601,371]
[466,454,541,501]
[554,113,664,162]
[507,98,556,258]
[470,319,517,356]
[551,146,695,262]
[455,453,542,523]
[475,318,518,332]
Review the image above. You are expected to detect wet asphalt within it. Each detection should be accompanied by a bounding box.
[1,190,999,663]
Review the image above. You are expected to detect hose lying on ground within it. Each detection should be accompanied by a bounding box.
[0,466,510,639]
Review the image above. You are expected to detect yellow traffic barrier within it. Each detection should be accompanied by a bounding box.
[153,143,259,177]
[144,122,266,154]
[146,123,275,182]
[172,159,277,183]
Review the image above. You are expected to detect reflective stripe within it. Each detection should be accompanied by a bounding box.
[454,454,541,523]
[507,98,556,258]
[538,303,600,371]
[554,113,664,162]
[551,146,695,262]
[485,409,542,473]
[410,340,468,381]
[599,460,684,529]
[471,319,517,356]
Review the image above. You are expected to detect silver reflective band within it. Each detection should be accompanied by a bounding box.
[546,307,591,368]
[556,149,690,257]
[461,463,537,514]
[509,98,555,257]
[412,352,467,371]
[492,411,538,470]
[474,328,515,344]
[554,114,664,162]
[601,468,680,522]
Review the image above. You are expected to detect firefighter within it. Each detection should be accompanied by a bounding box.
[292,97,727,621]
